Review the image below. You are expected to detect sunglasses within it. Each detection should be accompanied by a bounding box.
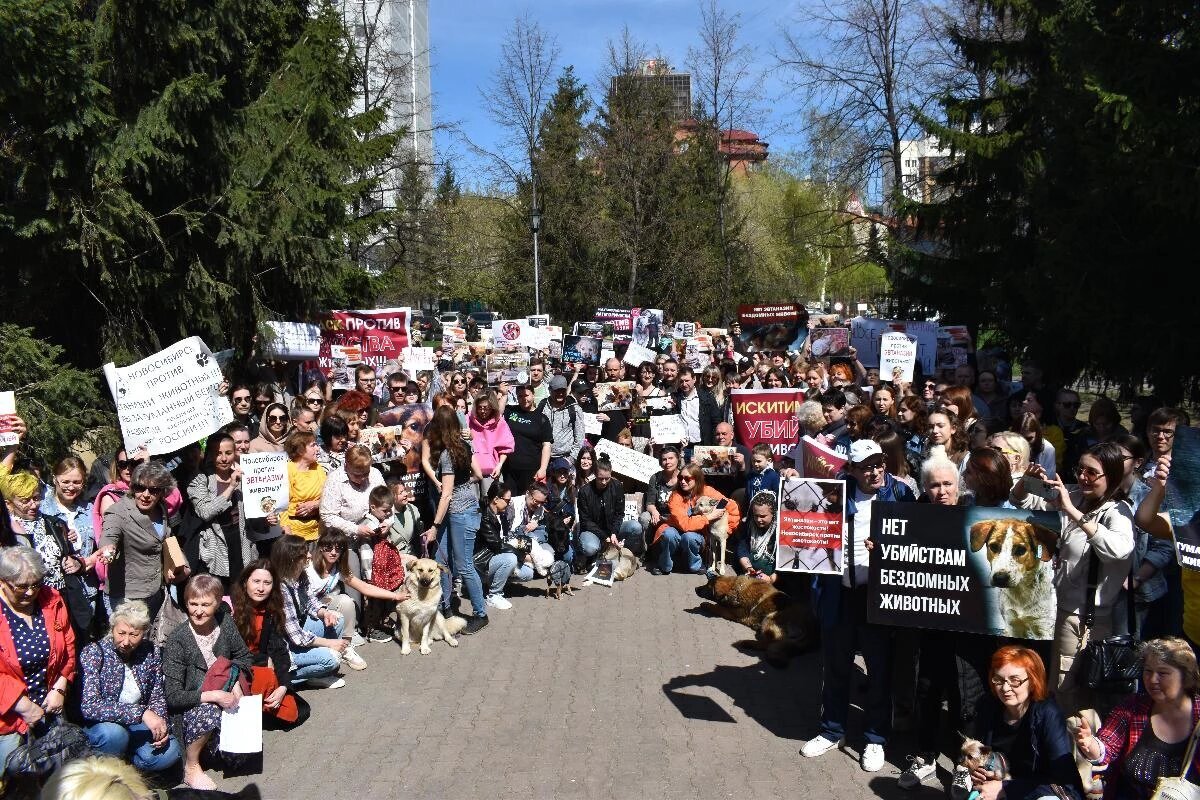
[320,544,344,553]
[267,414,288,423]
[306,397,324,406]
[3,579,41,595]
[131,483,164,495]
[390,386,406,393]
[254,398,271,406]
[232,395,251,404]
[117,459,139,471]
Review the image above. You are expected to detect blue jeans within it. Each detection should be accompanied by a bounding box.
[486,553,518,596]
[657,526,704,574]
[85,721,182,771]
[436,508,486,617]
[512,563,535,582]
[0,731,21,768]
[290,615,344,684]
[820,586,893,745]
[566,530,602,565]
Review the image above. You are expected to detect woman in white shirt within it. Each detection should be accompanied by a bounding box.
[1012,441,1134,714]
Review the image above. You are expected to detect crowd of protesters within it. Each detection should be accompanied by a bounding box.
[2,308,1198,800]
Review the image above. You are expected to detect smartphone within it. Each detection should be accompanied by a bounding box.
[1022,475,1057,501]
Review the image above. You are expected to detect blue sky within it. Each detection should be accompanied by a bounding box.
[429,0,807,187]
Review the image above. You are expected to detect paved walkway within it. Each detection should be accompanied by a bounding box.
[210,572,955,800]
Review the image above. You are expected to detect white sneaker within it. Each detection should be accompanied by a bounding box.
[898,755,936,788]
[801,734,842,758]
[304,675,346,689]
[485,594,512,610]
[949,766,973,800]
[341,645,367,671]
[861,743,886,772]
[349,632,366,648]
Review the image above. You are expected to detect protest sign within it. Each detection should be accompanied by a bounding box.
[595,307,633,334]
[219,694,263,755]
[623,494,642,523]
[240,453,289,519]
[0,392,17,447]
[797,436,847,478]
[103,337,233,455]
[595,439,660,484]
[937,325,973,370]
[879,331,918,384]
[316,308,411,377]
[375,405,433,495]
[594,382,635,411]
[581,412,603,437]
[673,321,696,339]
[525,327,552,351]
[402,347,436,373]
[867,503,1060,639]
[809,327,850,358]
[730,388,805,459]
[359,425,416,464]
[545,325,563,341]
[442,326,466,345]
[261,321,321,360]
[644,395,674,413]
[492,319,538,349]
[649,414,687,444]
[1166,426,1200,570]
[850,317,937,374]
[776,478,845,574]
[328,345,362,391]
[694,446,738,475]
[632,309,664,348]
[682,338,711,371]
[486,350,530,384]
[527,314,550,328]
[573,321,605,337]
[622,341,656,367]
[737,303,807,351]
[563,335,602,365]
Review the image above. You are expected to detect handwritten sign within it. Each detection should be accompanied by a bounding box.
[649,414,687,444]
[622,341,656,367]
[581,412,603,436]
[402,347,436,373]
[240,453,289,519]
[0,391,17,447]
[103,337,233,455]
[595,439,660,484]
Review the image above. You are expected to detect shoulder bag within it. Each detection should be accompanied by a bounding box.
[1079,549,1141,695]
[1150,716,1200,800]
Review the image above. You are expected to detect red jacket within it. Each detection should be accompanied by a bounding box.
[0,588,77,735]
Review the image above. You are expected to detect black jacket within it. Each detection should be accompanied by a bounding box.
[673,387,721,446]
[577,480,625,539]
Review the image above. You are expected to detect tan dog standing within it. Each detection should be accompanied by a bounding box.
[396,557,467,655]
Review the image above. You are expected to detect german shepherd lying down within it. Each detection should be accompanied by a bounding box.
[694,574,819,667]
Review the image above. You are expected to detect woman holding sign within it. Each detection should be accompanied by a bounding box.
[186,434,259,593]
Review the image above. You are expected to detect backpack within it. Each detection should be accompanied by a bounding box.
[536,398,577,429]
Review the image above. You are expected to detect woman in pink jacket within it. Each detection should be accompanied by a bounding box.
[468,391,514,494]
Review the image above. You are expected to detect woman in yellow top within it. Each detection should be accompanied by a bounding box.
[280,432,326,541]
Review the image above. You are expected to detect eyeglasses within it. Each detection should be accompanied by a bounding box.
[855,462,886,474]
[267,414,288,423]
[452,379,467,385]
[1150,428,1176,439]
[679,476,696,483]
[1075,466,1104,481]
[131,483,165,495]
[3,579,41,595]
[990,675,1030,690]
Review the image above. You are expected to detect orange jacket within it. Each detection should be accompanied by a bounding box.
[0,588,77,735]
[666,485,741,538]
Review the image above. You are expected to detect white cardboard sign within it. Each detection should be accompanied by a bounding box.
[492,319,536,349]
[240,452,289,519]
[879,331,918,384]
[622,341,656,367]
[649,414,688,444]
[103,337,233,455]
[402,346,436,373]
[594,439,660,484]
[0,391,16,447]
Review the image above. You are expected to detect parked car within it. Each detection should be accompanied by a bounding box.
[468,310,497,328]
[439,311,463,328]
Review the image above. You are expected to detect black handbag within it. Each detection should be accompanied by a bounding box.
[4,718,92,778]
[1080,550,1141,694]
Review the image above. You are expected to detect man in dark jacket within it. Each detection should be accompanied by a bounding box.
[674,367,720,448]
[802,439,915,774]
[577,459,644,562]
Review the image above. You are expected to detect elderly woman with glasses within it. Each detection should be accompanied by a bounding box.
[0,546,77,766]
[1012,442,1135,714]
[78,600,181,772]
[962,646,1083,800]
[99,461,190,622]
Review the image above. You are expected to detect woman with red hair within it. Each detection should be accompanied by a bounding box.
[960,646,1083,800]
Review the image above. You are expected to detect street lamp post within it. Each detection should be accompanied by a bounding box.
[530,206,542,316]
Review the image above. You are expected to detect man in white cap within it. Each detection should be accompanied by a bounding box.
[802,438,915,773]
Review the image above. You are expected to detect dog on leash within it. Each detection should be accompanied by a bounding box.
[395,557,466,655]
[951,738,1010,800]
[969,518,1058,639]
[693,495,730,576]
[547,560,573,598]
[694,574,818,667]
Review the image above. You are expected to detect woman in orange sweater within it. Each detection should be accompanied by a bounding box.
[659,464,741,575]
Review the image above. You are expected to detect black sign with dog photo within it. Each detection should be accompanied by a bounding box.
[867,503,1060,640]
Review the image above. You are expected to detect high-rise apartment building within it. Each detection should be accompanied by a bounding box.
[611,59,692,120]
[880,136,951,209]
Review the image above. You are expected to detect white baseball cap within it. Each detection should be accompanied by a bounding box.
[848,439,884,465]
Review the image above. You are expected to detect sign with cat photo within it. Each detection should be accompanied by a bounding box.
[693,445,739,475]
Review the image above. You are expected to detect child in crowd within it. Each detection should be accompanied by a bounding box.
[387,480,425,557]
[361,485,404,642]
[746,443,780,500]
